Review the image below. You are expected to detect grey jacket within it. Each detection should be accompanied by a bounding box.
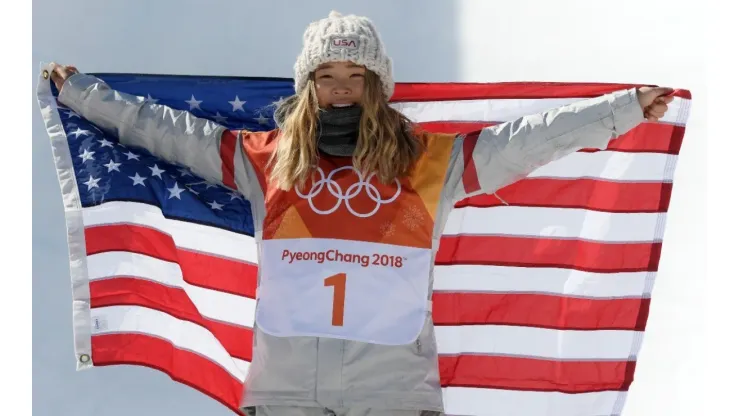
[58,73,645,412]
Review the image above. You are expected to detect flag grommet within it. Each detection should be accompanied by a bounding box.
[42,69,49,80]
[79,354,90,364]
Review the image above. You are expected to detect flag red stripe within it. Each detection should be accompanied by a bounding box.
[581,123,684,155]
[90,278,253,361]
[432,292,650,331]
[455,179,673,213]
[86,245,652,335]
[87,263,652,336]
[462,131,482,194]
[220,130,238,190]
[92,333,244,415]
[86,224,176,262]
[177,248,257,298]
[86,224,662,300]
[436,235,662,273]
[92,335,635,404]
[420,121,496,135]
[85,225,257,299]
[421,122,683,154]
[392,83,691,101]
[438,355,635,393]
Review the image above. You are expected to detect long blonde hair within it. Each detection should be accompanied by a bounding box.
[268,71,423,191]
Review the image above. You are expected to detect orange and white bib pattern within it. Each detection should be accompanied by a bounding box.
[244,129,456,345]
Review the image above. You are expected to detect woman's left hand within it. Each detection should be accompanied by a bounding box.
[637,86,674,122]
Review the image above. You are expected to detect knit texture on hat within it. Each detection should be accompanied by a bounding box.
[293,11,394,100]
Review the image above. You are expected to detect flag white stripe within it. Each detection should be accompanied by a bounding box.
[87,251,256,328]
[435,325,640,360]
[433,265,654,299]
[393,95,688,126]
[441,386,626,416]
[90,305,248,380]
[82,165,668,272]
[87,251,643,359]
[233,357,251,376]
[89,308,635,416]
[444,206,665,243]
[82,201,257,263]
[526,151,676,182]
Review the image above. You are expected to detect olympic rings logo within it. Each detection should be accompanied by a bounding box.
[295,166,402,218]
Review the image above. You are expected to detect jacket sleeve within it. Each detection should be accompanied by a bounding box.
[444,88,646,203]
[57,73,259,200]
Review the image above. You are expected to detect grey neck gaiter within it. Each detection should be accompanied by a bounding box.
[273,102,363,157]
[316,106,362,157]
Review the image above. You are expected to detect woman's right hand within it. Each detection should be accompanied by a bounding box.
[50,63,80,93]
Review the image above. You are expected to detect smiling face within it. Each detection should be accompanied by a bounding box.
[270,63,421,193]
[313,61,367,109]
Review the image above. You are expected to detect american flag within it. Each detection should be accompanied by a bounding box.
[36,66,692,416]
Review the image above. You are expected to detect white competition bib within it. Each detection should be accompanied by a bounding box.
[255,238,432,345]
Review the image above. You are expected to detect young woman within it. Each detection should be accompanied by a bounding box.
[50,10,673,416]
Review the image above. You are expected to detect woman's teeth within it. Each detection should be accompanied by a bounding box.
[332,103,353,108]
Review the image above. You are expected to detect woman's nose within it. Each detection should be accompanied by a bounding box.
[333,86,351,95]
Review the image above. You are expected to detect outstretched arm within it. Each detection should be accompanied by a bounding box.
[445,87,672,202]
[53,65,258,199]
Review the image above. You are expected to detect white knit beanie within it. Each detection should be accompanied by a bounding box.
[293,11,394,100]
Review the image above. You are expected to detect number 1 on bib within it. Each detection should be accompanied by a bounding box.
[324,273,347,326]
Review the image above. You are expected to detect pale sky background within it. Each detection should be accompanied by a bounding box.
[32,1,707,415]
